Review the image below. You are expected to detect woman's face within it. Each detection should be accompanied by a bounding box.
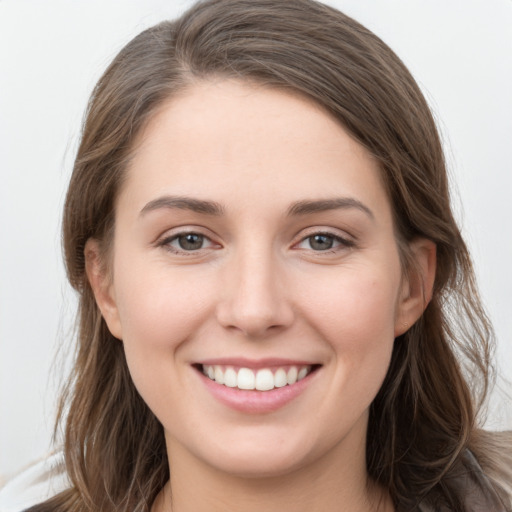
[89,80,429,478]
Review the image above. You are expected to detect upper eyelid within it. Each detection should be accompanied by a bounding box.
[290,227,357,254]
[157,231,220,256]
[160,232,216,247]
[294,234,354,249]
[154,225,355,247]
[292,226,355,243]
[155,225,218,243]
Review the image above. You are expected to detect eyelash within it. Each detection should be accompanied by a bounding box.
[157,231,218,255]
[293,232,355,253]
[157,229,355,256]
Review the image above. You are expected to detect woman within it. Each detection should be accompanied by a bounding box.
[2,0,511,510]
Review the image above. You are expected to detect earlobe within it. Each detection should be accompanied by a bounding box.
[394,238,436,337]
[84,238,123,340]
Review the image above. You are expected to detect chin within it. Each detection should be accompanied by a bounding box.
[187,426,326,479]
[206,449,310,479]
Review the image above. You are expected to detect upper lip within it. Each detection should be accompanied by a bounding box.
[195,357,319,369]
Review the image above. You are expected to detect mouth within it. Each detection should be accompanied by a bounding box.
[193,363,321,392]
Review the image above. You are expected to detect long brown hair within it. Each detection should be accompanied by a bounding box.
[31,1,511,510]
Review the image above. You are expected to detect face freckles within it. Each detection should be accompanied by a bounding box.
[87,80,433,480]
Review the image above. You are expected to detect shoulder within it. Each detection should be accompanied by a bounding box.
[0,452,68,512]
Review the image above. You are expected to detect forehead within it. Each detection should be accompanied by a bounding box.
[120,80,391,222]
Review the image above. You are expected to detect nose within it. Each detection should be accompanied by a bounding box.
[215,247,294,338]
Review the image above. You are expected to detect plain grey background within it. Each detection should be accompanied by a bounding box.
[1,0,511,481]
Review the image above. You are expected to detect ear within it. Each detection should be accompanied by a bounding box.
[394,238,436,337]
[84,238,123,340]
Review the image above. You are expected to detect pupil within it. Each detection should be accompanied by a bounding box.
[179,234,203,250]
[310,234,333,250]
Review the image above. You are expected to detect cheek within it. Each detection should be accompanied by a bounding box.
[111,258,217,379]
[302,267,400,341]
[298,266,399,394]
[114,253,210,338]
[111,264,218,415]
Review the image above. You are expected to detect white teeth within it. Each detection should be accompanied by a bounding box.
[297,367,308,381]
[237,368,255,390]
[224,367,237,387]
[287,366,298,385]
[202,364,313,391]
[274,368,288,388]
[214,366,224,385]
[255,369,274,391]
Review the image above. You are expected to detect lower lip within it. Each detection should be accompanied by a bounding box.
[197,368,318,414]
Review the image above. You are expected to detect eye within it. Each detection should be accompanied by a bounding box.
[295,232,354,252]
[307,234,336,251]
[159,231,217,254]
[175,233,206,250]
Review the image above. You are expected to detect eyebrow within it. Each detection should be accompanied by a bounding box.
[140,196,224,217]
[139,195,374,220]
[287,198,374,219]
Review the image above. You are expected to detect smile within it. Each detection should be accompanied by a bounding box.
[201,364,313,391]
[194,359,321,413]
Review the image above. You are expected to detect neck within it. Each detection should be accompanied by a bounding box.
[153,424,394,512]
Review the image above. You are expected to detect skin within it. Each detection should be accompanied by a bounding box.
[86,80,435,512]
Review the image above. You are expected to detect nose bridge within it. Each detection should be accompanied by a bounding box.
[217,240,293,337]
